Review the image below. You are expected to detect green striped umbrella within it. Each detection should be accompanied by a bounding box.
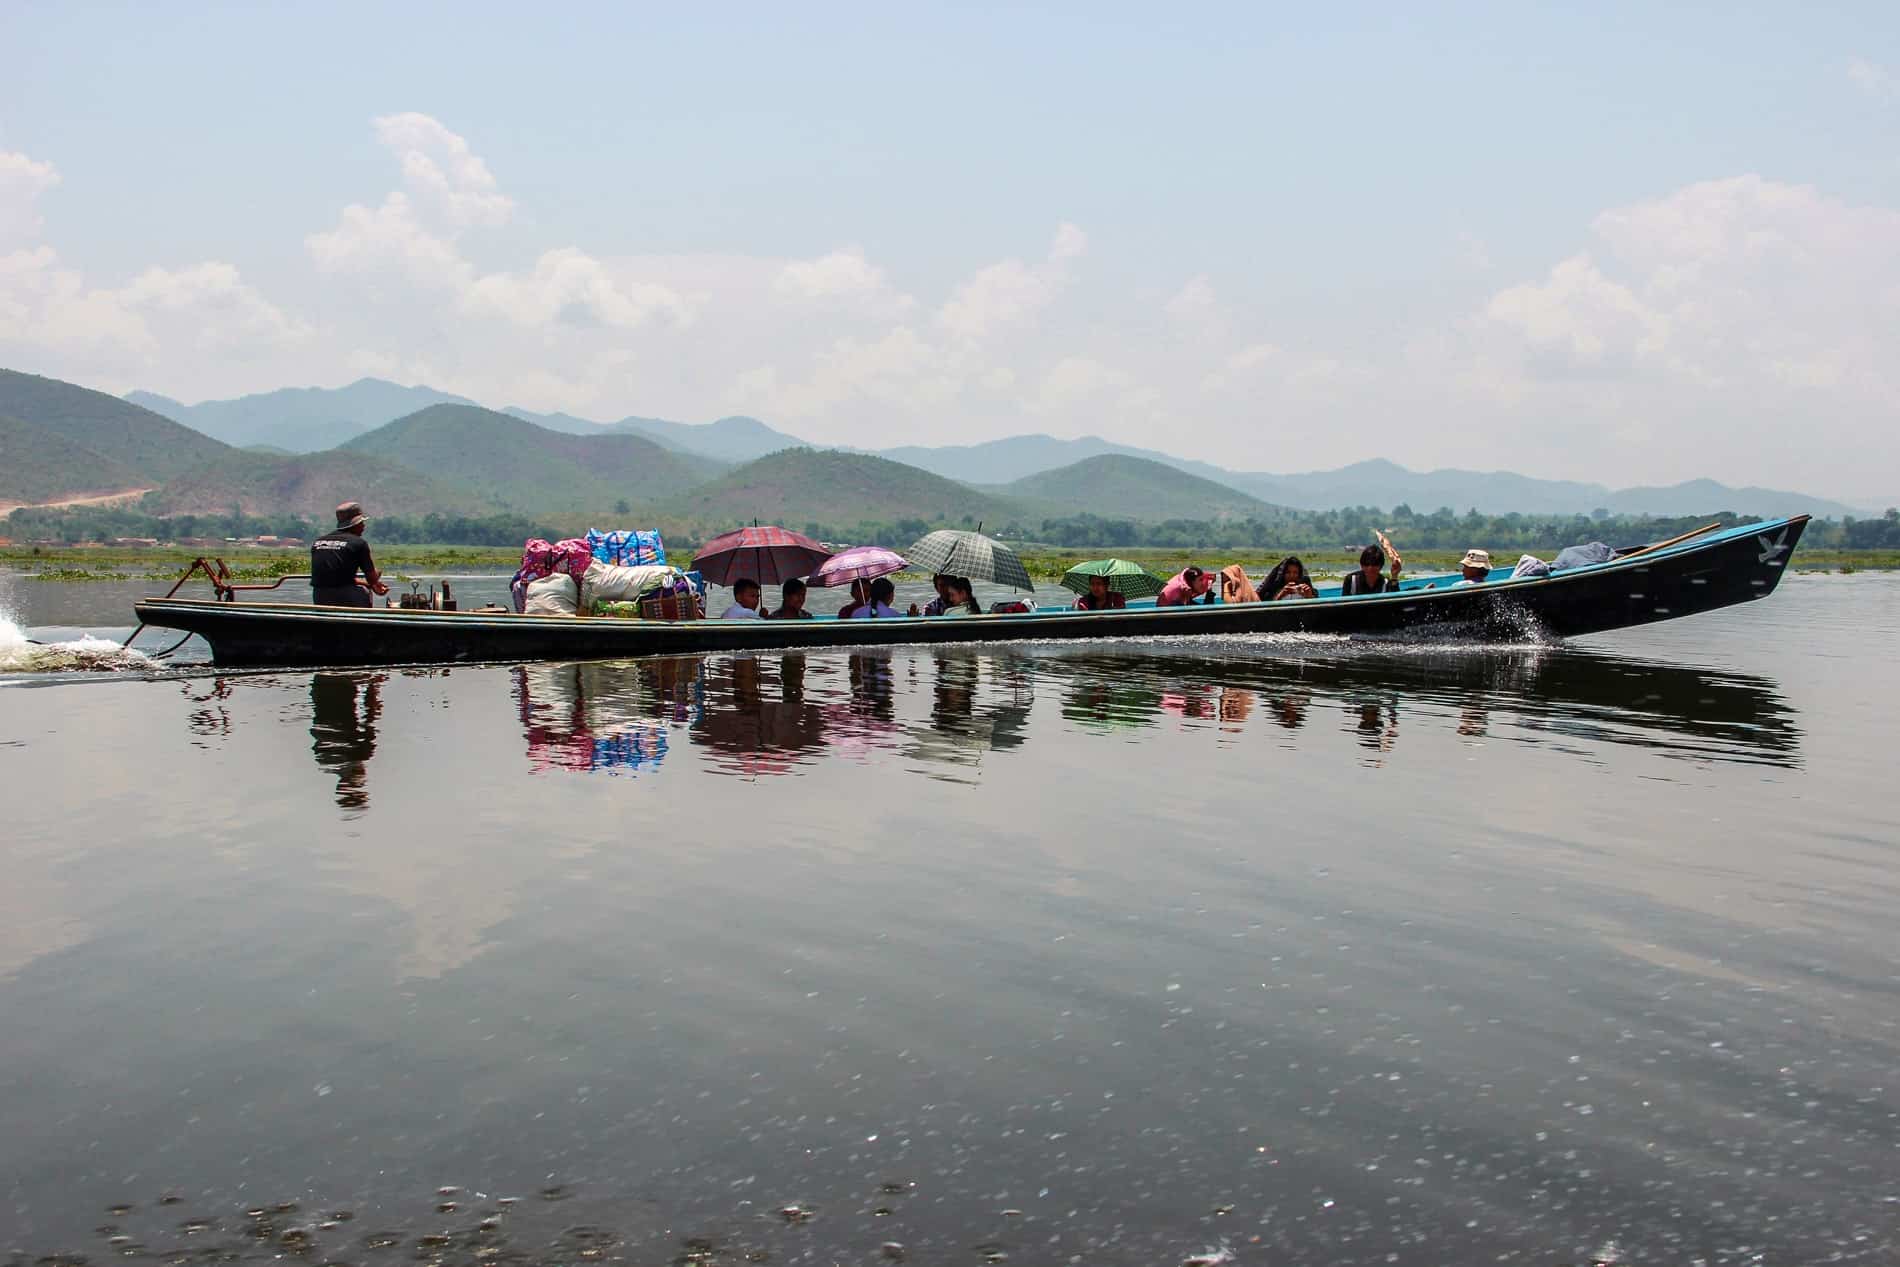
[904,529,1033,591]
[1059,558,1167,598]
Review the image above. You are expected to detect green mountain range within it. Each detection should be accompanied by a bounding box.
[1,368,232,491]
[660,448,1018,529]
[998,454,1282,522]
[0,412,151,506]
[142,449,479,520]
[3,367,1880,536]
[344,404,724,513]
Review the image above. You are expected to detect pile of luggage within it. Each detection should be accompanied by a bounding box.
[512,529,706,620]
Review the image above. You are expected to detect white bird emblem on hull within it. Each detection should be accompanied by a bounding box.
[1756,528,1790,565]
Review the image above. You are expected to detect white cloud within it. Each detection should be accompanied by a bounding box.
[115,262,310,352]
[13,105,1900,498]
[1847,57,1896,101]
[462,247,693,330]
[0,245,156,361]
[1164,274,1220,326]
[937,222,1089,341]
[1485,255,1670,377]
[1476,175,1900,402]
[310,116,692,340]
[773,247,914,315]
[937,259,1051,341]
[0,152,62,246]
[1049,222,1088,263]
[372,111,514,228]
[0,147,306,387]
[1,248,308,372]
[306,191,472,290]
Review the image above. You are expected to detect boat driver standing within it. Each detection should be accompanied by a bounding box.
[311,500,390,607]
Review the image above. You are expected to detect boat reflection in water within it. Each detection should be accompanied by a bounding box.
[494,639,1799,782]
[309,671,385,812]
[512,660,693,775]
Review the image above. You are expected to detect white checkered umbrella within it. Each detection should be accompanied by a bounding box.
[904,529,1033,591]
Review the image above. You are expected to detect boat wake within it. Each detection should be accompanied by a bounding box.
[0,611,153,674]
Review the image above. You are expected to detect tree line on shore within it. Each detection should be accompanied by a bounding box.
[7,502,1899,553]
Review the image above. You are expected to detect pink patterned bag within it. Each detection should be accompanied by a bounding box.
[511,538,598,611]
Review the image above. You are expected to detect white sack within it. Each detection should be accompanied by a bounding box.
[524,572,579,616]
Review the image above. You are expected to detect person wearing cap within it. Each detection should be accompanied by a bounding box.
[1455,548,1492,585]
[311,501,389,607]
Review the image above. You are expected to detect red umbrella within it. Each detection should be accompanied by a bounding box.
[692,526,832,587]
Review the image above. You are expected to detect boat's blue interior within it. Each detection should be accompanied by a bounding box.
[713,516,1795,621]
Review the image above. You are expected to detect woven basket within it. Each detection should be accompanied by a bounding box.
[638,591,702,622]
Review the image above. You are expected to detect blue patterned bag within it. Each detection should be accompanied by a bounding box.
[587,529,667,567]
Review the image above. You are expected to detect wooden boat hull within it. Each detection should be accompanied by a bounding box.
[134,516,1809,668]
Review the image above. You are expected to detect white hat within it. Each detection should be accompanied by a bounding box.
[1460,549,1491,570]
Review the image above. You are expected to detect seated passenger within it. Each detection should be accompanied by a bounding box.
[1219,564,1260,604]
[1340,545,1402,596]
[1260,556,1317,600]
[719,578,765,619]
[837,578,871,620]
[771,577,813,619]
[1456,549,1492,585]
[1157,566,1214,607]
[941,576,982,615]
[1074,574,1127,611]
[917,574,952,616]
[848,575,904,618]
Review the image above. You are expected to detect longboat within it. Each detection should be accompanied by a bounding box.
[132,516,1809,668]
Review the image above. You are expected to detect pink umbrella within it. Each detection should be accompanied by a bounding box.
[693,526,832,587]
[809,546,908,588]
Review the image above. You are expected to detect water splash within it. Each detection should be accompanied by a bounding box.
[0,609,152,674]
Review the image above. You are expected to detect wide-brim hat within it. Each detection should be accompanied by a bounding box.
[1461,548,1491,570]
[334,501,368,530]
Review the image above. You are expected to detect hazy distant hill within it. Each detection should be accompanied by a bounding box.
[69,365,1883,521]
[503,407,811,463]
[1218,459,1608,516]
[663,448,1017,528]
[0,368,233,491]
[1001,455,1287,522]
[617,414,808,463]
[876,440,1864,520]
[127,379,480,452]
[874,433,1176,484]
[1596,479,1859,520]
[344,404,724,513]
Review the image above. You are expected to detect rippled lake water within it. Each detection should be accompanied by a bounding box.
[1,573,1896,1264]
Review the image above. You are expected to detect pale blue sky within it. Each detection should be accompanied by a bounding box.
[3,1,1897,496]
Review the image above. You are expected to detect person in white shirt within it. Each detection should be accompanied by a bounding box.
[1454,549,1492,585]
[720,578,766,618]
[848,576,904,618]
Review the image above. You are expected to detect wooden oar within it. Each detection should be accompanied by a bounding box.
[1618,521,1723,561]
